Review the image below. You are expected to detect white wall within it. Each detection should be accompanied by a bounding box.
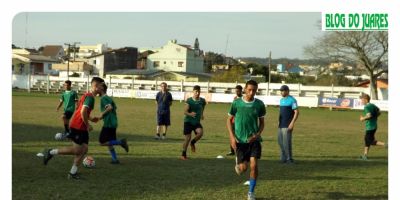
[147,42,187,72]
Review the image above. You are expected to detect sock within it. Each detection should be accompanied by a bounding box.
[109,148,118,161]
[249,178,256,193]
[182,151,187,157]
[191,139,197,145]
[230,146,235,154]
[50,149,58,155]
[64,124,69,133]
[70,164,78,174]
[109,140,122,146]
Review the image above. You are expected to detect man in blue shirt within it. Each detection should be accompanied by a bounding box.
[155,82,173,140]
[278,85,299,164]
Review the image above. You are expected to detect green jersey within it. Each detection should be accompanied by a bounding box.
[229,97,266,143]
[100,95,118,128]
[364,103,380,131]
[60,90,78,112]
[184,97,206,125]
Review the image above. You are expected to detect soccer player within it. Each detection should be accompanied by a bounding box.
[56,80,78,138]
[227,80,266,200]
[97,82,129,164]
[359,93,386,160]
[277,85,299,164]
[181,85,206,160]
[226,85,243,156]
[155,82,173,140]
[42,77,104,179]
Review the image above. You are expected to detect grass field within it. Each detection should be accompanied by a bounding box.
[12,92,388,200]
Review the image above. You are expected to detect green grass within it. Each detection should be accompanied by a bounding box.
[12,92,388,200]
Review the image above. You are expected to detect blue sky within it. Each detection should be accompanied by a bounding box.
[12,12,322,59]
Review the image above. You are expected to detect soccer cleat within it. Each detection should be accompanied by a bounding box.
[120,138,129,153]
[110,159,120,164]
[43,148,53,165]
[359,155,368,161]
[161,135,166,140]
[62,132,70,140]
[154,134,161,140]
[68,173,81,180]
[190,143,196,153]
[180,156,188,160]
[247,192,256,200]
[226,152,235,156]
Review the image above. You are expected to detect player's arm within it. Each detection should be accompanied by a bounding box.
[288,109,299,131]
[360,112,372,121]
[99,104,113,120]
[249,117,265,143]
[56,100,63,111]
[184,103,195,117]
[227,114,237,150]
[169,93,173,106]
[81,106,92,131]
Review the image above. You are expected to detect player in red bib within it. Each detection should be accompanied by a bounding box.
[42,77,104,179]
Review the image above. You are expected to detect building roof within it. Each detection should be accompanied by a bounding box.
[357,79,388,89]
[13,54,59,63]
[107,69,162,76]
[42,45,63,57]
[86,47,138,58]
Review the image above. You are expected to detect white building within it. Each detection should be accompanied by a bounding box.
[71,44,108,59]
[146,40,204,73]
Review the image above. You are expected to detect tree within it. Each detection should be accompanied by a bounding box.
[211,66,246,82]
[304,32,388,99]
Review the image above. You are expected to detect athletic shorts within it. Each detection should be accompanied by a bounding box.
[99,127,117,144]
[67,128,89,145]
[183,122,203,135]
[64,111,74,120]
[236,141,262,164]
[365,129,377,147]
[157,113,171,126]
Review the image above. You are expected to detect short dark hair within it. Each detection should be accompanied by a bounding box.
[235,85,243,90]
[100,82,108,93]
[361,93,371,102]
[65,80,71,86]
[193,85,201,91]
[245,80,258,88]
[91,77,105,84]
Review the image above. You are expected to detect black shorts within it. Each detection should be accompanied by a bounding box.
[157,113,171,126]
[236,141,262,164]
[63,111,74,120]
[183,122,203,135]
[365,129,377,147]
[67,128,89,145]
[99,127,117,144]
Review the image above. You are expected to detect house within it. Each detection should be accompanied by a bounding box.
[51,61,93,78]
[42,45,65,60]
[211,64,230,72]
[74,44,108,58]
[87,47,138,77]
[357,79,388,100]
[12,49,59,75]
[146,39,204,73]
[277,64,304,75]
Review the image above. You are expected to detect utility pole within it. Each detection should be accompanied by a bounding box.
[64,42,80,80]
[267,51,272,96]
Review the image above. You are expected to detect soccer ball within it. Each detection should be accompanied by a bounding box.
[83,156,96,168]
[54,133,63,141]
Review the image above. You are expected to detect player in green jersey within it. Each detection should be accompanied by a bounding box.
[56,80,78,137]
[181,85,206,160]
[359,93,387,160]
[227,80,266,200]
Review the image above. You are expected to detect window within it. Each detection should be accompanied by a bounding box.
[153,61,160,68]
[48,63,52,70]
[178,62,184,67]
[164,61,166,65]
[93,59,96,64]
[12,65,14,72]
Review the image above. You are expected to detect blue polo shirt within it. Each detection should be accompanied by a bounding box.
[279,95,298,128]
[156,91,173,114]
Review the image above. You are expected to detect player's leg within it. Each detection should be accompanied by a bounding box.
[181,122,193,159]
[190,125,203,153]
[69,143,87,179]
[287,129,293,163]
[248,141,261,200]
[162,113,171,139]
[155,113,163,139]
[361,131,372,160]
[277,128,287,163]
[235,143,249,175]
